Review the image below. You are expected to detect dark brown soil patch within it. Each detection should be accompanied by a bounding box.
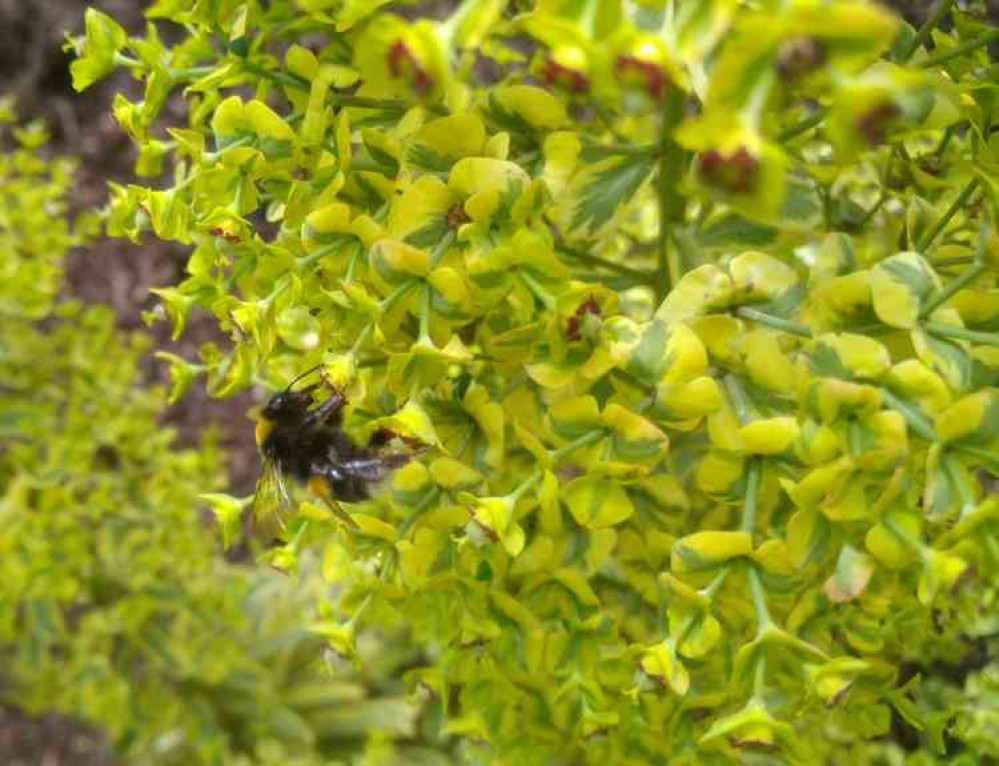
[0,703,118,766]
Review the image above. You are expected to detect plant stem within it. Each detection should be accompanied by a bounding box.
[901,0,957,62]
[879,388,937,441]
[920,261,986,317]
[702,568,729,599]
[112,52,143,70]
[741,459,762,535]
[569,269,651,291]
[346,593,373,626]
[944,455,978,519]
[349,157,393,174]
[429,230,456,269]
[932,255,977,268]
[957,444,999,473]
[206,135,254,161]
[916,178,980,252]
[298,236,354,267]
[849,420,863,454]
[418,284,432,343]
[350,324,372,354]
[242,60,309,90]
[509,472,542,504]
[550,430,606,463]
[584,141,660,157]
[754,656,768,698]
[288,519,311,552]
[556,243,655,282]
[919,29,999,68]
[378,279,416,313]
[748,566,774,634]
[935,124,956,156]
[345,243,362,282]
[334,94,438,111]
[656,86,687,303]
[519,270,556,309]
[735,307,813,338]
[171,65,215,81]
[924,321,999,347]
[242,61,439,112]
[723,373,751,425]
[778,107,828,142]
[673,613,699,650]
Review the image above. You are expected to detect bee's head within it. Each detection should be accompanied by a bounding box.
[263,388,314,422]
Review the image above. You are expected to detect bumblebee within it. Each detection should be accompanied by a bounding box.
[254,365,417,533]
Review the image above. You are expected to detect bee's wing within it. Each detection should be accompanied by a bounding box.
[253,457,294,539]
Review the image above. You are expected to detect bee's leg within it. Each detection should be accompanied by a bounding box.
[366,428,426,458]
[378,452,415,469]
[307,472,359,528]
[341,457,396,480]
[345,455,417,500]
[302,390,345,429]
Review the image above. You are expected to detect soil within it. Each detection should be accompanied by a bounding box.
[0,704,118,766]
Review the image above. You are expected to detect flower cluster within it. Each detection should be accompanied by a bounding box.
[75,0,999,761]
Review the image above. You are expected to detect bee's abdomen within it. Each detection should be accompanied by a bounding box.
[329,475,372,502]
[263,430,314,482]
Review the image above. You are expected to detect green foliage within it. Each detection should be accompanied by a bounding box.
[0,108,448,765]
[0,100,92,320]
[75,0,999,762]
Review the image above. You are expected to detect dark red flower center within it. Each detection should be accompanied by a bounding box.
[615,55,668,100]
[566,295,601,341]
[855,102,900,147]
[776,36,826,81]
[446,203,470,229]
[387,40,433,96]
[697,147,759,194]
[542,56,589,93]
[209,227,242,243]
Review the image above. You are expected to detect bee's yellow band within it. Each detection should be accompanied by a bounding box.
[255,419,273,446]
[307,475,332,499]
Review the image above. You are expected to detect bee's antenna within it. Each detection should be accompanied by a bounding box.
[285,363,324,392]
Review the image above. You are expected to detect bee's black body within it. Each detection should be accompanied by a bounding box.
[254,374,415,528]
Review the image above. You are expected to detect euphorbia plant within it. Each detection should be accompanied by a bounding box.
[75,0,999,761]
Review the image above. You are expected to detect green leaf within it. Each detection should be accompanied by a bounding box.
[276,306,321,350]
[786,509,831,568]
[154,351,203,404]
[671,531,752,573]
[937,390,999,445]
[823,545,874,602]
[870,252,940,329]
[640,642,689,695]
[199,493,250,550]
[569,155,655,234]
[68,9,128,92]
[563,476,635,529]
[698,214,778,249]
